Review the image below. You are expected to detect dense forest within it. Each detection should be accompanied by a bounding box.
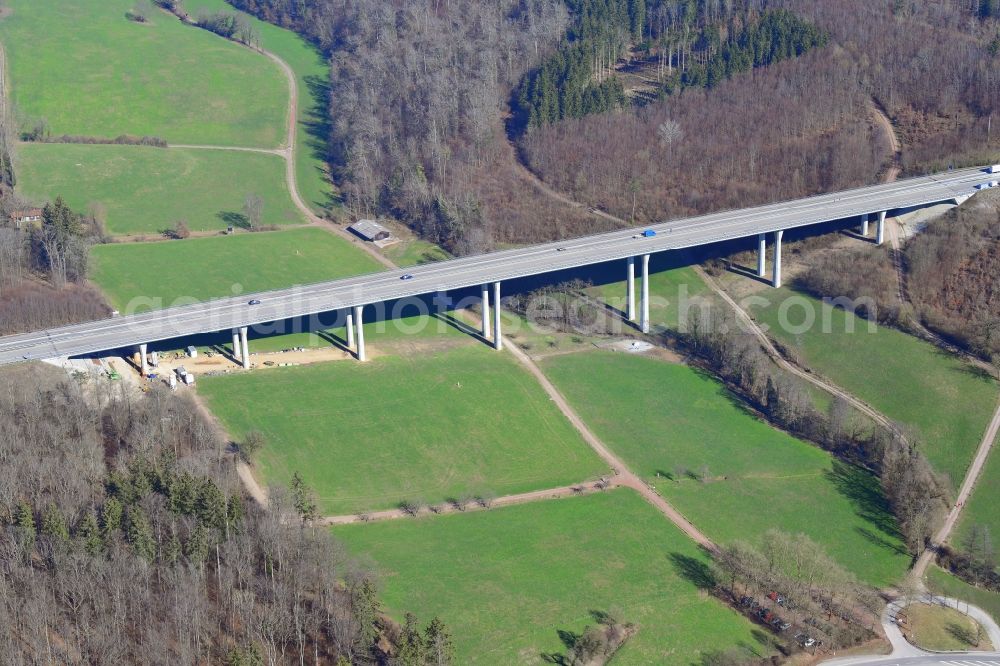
[520,50,886,222]
[227,0,998,254]
[0,365,445,664]
[907,190,1000,361]
[513,2,828,131]
[772,0,1000,173]
[229,0,593,252]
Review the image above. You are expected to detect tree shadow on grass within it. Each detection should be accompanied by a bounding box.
[945,621,979,646]
[539,628,579,664]
[824,459,905,546]
[669,552,717,590]
[301,73,339,211]
[856,526,909,557]
[431,310,485,340]
[217,211,250,229]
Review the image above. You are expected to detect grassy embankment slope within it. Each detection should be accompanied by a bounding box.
[748,287,998,488]
[541,351,911,587]
[335,489,769,665]
[200,345,608,515]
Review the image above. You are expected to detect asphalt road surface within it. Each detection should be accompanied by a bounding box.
[0,166,995,364]
[823,655,1000,666]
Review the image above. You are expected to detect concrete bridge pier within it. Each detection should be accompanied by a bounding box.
[626,257,636,322]
[231,330,241,363]
[139,343,148,376]
[353,306,366,362]
[346,310,355,349]
[492,282,502,350]
[480,283,491,339]
[640,254,651,333]
[239,327,249,369]
[860,213,870,237]
[876,211,886,245]
[757,234,767,277]
[773,230,784,288]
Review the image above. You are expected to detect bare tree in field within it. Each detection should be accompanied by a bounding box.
[243,194,263,231]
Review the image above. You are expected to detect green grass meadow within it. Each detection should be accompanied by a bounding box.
[90,227,381,311]
[335,489,769,664]
[541,351,911,587]
[748,287,998,488]
[0,0,286,146]
[181,0,334,211]
[927,566,1000,626]
[384,238,451,268]
[953,417,1000,549]
[199,345,608,515]
[16,143,303,234]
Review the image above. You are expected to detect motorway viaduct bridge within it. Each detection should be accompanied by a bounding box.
[0,166,997,369]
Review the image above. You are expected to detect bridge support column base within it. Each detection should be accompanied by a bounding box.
[876,211,886,246]
[757,234,767,278]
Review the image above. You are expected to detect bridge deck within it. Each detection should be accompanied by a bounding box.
[0,166,992,364]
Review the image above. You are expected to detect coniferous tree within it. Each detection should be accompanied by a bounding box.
[397,613,426,666]
[76,511,103,555]
[40,503,69,542]
[100,496,123,539]
[125,507,156,562]
[14,501,35,552]
[425,617,455,666]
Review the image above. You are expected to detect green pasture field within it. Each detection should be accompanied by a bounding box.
[0,0,286,146]
[541,351,911,587]
[180,0,335,211]
[747,286,998,488]
[90,227,381,311]
[334,489,770,664]
[16,143,303,235]
[199,345,608,515]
